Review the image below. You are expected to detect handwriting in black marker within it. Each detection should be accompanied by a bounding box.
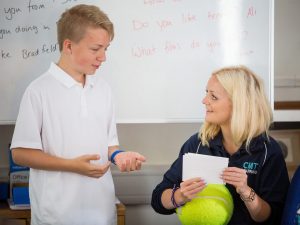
[28,0,45,13]
[4,7,22,20]
[1,49,11,59]
[0,28,12,39]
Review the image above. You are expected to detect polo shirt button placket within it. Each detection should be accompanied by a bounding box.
[80,88,88,118]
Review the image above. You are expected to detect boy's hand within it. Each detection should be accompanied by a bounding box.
[114,151,146,172]
[72,154,111,178]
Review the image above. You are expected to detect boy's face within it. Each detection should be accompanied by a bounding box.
[67,27,111,76]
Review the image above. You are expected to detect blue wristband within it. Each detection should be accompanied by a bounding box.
[110,150,124,164]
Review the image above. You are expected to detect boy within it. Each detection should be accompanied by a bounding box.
[11,4,146,225]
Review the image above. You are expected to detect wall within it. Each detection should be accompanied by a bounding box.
[270,0,300,121]
[0,126,14,173]
[274,0,300,101]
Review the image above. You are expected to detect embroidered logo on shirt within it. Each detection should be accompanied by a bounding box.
[243,162,258,174]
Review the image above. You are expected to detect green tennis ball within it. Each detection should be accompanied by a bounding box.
[176,184,234,225]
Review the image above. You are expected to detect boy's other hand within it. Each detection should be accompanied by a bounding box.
[72,154,111,178]
[114,151,146,172]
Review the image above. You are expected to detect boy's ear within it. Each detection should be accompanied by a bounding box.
[62,39,72,53]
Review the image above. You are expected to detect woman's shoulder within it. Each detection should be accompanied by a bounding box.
[189,133,199,141]
[251,133,281,152]
[186,133,201,146]
[266,135,282,152]
[180,133,202,154]
[246,133,286,165]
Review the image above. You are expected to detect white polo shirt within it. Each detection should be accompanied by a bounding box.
[11,62,119,225]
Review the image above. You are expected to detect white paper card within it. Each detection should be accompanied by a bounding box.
[183,153,229,184]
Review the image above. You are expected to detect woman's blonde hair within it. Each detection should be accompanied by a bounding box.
[200,65,273,149]
[57,4,114,51]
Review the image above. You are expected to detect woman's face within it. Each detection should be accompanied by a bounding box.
[202,75,232,127]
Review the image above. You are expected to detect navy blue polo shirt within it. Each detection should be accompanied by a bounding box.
[151,132,290,225]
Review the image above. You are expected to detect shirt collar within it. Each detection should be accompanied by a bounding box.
[210,132,223,147]
[49,62,96,88]
[209,131,268,155]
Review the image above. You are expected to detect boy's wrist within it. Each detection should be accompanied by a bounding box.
[110,150,124,164]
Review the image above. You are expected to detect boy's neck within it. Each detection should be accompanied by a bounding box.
[57,58,86,85]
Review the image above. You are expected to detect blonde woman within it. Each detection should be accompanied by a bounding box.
[152,66,289,224]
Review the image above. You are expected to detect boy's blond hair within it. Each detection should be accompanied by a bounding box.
[57,4,114,51]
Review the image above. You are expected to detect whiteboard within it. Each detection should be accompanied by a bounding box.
[0,0,273,124]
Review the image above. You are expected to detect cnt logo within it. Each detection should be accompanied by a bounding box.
[243,162,259,174]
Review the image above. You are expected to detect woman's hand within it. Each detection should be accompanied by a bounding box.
[161,177,206,209]
[222,167,272,222]
[221,167,250,195]
[177,177,207,205]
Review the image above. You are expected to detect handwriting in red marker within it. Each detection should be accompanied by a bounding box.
[132,20,149,31]
[157,19,173,31]
[132,46,156,58]
[143,0,165,6]
[164,41,181,53]
[207,41,220,52]
[190,40,201,49]
[208,11,222,21]
[247,6,256,18]
[182,13,197,23]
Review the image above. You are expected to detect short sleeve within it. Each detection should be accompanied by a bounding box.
[11,86,43,150]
